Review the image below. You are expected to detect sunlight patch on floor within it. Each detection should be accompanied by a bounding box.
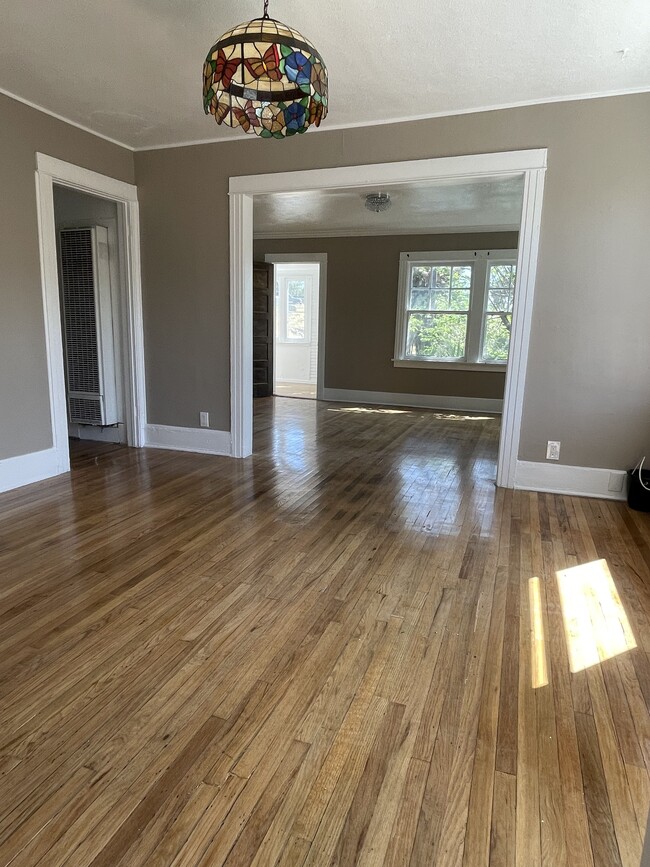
[529,576,549,688]
[430,413,495,421]
[556,559,636,674]
[326,406,494,420]
[326,406,412,415]
[274,382,317,399]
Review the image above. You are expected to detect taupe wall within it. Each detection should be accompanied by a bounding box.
[136,93,650,469]
[0,93,134,461]
[254,233,518,400]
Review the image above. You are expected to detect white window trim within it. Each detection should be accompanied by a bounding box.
[393,359,507,371]
[393,249,517,370]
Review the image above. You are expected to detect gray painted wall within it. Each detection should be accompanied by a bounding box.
[254,233,518,400]
[136,92,650,469]
[0,92,133,461]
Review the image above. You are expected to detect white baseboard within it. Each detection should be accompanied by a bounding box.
[0,447,64,494]
[321,387,503,414]
[515,460,627,501]
[145,424,232,456]
[68,423,127,444]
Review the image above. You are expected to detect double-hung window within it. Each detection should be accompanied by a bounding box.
[394,249,517,368]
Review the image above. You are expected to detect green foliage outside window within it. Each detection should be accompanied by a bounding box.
[286,280,306,340]
[483,265,515,360]
[406,313,467,359]
[483,314,512,361]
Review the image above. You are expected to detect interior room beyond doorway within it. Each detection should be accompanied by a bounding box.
[273,262,320,400]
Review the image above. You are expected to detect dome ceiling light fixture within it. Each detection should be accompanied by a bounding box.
[365,192,392,213]
[203,0,328,139]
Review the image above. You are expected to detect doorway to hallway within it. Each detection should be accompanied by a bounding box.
[272,261,321,400]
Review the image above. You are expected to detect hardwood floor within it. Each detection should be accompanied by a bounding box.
[1,397,649,866]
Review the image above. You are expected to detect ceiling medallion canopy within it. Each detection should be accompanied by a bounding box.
[365,193,392,213]
[203,0,328,139]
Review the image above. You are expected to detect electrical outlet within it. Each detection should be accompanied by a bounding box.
[546,440,561,461]
[199,411,209,428]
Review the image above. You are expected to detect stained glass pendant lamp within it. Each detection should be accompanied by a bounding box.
[203,0,328,139]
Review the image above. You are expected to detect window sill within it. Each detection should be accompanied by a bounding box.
[393,359,507,372]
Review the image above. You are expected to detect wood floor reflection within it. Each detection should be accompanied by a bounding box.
[0,397,648,866]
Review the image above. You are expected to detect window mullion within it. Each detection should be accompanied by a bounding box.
[304,280,312,342]
[279,277,286,342]
[466,258,487,362]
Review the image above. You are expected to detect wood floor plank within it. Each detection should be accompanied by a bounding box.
[327,700,405,867]
[575,711,624,867]
[463,492,511,867]
[490,770,516,867]
[544,501,595,867]
[586,664,643,867]
[515,496,542,867]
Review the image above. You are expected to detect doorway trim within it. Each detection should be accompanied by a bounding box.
[263,253,327,400]
[229,149,546,486]
[35,153,147,478]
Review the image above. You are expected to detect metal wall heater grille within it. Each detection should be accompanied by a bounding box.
[68,396,102,425]
[59,230,100,395]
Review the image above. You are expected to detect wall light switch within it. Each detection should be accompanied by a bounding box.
[546,441,561,461]
[200,411,209,428]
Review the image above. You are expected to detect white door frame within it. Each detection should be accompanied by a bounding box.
[229,149,546,487]
[263,253,327,400]
[35,153,147,476]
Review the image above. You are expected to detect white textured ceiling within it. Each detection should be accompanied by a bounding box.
[1,0,649,149]
[254,175,525,237]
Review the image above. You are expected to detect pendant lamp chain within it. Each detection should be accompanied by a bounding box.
[262,0,270,19]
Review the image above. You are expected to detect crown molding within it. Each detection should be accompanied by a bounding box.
[1,80,648,154]
[253,224,520,240]
[133,85,650,151]
[0,86,134,151]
